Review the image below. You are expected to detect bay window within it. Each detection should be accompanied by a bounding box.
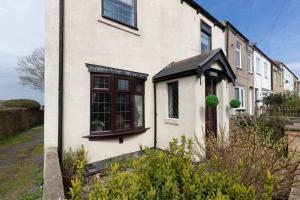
[90,74,145,136]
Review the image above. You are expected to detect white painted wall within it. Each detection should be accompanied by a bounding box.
[156,76,199,149]
[44,0,59,148]
[156,69,230,151]
[253,50,272,102]
[283,66,295,92]
[45,0,226,163]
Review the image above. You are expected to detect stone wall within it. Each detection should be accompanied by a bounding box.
[286,123,300,200]
[0,108,44,136]
[43,148,64,200]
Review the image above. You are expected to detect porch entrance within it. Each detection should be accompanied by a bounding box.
[205,77,217,139]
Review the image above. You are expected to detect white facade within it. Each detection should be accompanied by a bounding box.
[253,49,272,103]
[283,65,295,92]
[45,0,230,163]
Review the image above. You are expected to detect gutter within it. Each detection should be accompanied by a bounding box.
[153,82,157,148]
[58,0,64,164]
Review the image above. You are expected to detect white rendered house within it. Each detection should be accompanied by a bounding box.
[253,47,273,105]
[45,0,236,167]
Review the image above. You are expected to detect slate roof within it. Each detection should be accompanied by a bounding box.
[153,48,236,83]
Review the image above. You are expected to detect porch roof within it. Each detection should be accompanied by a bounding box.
[153,48,236,83]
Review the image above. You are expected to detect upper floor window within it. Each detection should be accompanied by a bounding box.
[264,62,268,78]
[168,82,179,119]
[235,42,242,68]
[273,71,277,85]
[256,57,261,75]
[247,51,253,73]
[91,74,145,135]
[201,21,212,53]
[102,0,137,29]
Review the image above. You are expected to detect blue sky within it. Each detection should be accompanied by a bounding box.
[0,0,299,104]
[197,0,300,76]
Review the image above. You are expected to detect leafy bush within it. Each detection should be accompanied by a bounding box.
[69,126,299,199]
[230,99,241,108]
[76,137,257,200]
[206,95,219,107]
[263,92,300,109]
[3,99,40,110]
[62,146,88,193]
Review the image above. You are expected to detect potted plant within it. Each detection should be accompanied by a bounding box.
[230,99,241,108]
[205,95,219,107]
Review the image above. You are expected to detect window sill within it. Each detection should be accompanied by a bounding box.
[165,118,179,125]
[98,17,140,37]
[83,128,150,140]
[236,66,242,70]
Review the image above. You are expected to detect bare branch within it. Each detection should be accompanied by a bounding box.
[17,48,44,91]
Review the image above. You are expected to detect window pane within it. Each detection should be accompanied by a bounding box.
[136,81,143,92]
[91,93,111,132]
[201,32,211,53]
[168,82,178,118]
[134,95,143,127]
[256,58,260,74]
[103,0,135,26]
[235,88,239,99]
[116,94,131,129]
[235,43,241,67]
[94,77,109,89]
[118,79,129,90]
[241,89,244,107]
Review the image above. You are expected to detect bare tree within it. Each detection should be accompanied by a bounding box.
[17,48,45,91]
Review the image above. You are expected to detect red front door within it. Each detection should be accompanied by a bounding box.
[205,77,217,139]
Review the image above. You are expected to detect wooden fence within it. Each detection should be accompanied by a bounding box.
[255,106,300,117]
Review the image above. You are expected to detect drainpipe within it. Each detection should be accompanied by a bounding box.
[58,0,64,164]
[153,82,157,148]
[225,22,229,59]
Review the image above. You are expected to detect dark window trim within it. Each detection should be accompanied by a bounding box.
[200,20,212,52]
[101,0,138,30]
[168,81,179,119]
[89,73,145,138]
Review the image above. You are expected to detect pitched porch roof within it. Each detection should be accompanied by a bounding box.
[153,48,236,83]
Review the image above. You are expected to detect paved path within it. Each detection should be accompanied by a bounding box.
[0,126,44,200]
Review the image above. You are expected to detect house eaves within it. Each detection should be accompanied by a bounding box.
[223,21,250,43]
[181,0,225,30]
[153,48,236,83]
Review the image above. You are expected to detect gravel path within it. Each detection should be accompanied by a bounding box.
[0,126,44,200]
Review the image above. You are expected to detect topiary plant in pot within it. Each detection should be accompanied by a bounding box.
[230,99,241,108]
[206,95,219,107]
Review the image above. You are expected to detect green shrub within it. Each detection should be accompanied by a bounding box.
[230,99,241,108]
[206,95,219,107]
[3,99,40,110]
[87,136,256,200]
[62,146,88,193]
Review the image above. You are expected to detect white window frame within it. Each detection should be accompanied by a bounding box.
[256,57,261,75]
[235,42,242,69]
[264,62,268,78]
[235,87,246,109]
[248,51,253,74]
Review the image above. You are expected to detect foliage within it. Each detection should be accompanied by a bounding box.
[62,146,88,192]
[230,99,241,108]
[3,99,40,110]
[17,48,44,91]
[70,159,85,200]
[206,95,219,107]
[231,114,288,143]
[227,116,299,198]
[86,136,256,200]
[263,92,300,109]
